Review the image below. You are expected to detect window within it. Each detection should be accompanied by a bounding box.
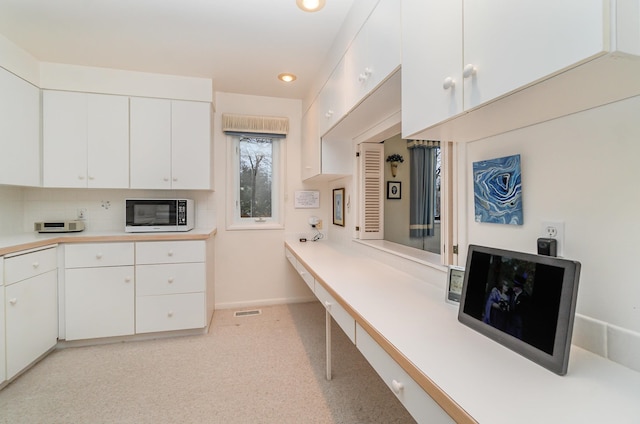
[227,134,283,229]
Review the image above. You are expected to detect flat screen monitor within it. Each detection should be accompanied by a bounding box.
[458,244,581,375]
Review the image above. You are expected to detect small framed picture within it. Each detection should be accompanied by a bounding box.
[333,188,345,226]
[446,265,465,304]
[387,181,401,199]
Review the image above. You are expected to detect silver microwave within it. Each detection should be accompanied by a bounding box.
[125,199,195,232]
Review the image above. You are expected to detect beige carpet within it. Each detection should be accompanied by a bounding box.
[0,301,416,424]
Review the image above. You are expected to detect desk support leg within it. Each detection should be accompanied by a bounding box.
[325,307,332,381]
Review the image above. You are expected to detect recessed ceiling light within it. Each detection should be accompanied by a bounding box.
[278,73,297,83]
[296,0,326,12]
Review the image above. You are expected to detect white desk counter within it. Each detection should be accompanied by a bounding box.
[285,239,640,424]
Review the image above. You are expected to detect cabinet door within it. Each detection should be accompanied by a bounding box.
[0,68,40,187]
[301,101,320,180]
[43,91,88,188]
[401,0,463,137]
[5,270,58,379]
[463,0,607,109]
[317,58,346,137]
[171,100,211,189]
[65,266,135,340]
[130,97,171,189]
[87,94,129,188]
[0,259,5,384]
[365,0,401,92]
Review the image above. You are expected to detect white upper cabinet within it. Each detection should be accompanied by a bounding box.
[301,101,320,181]
[344,0,401,111]
[317,58,346,137]
[43,91,129,188]
[171,100,211,190]
[462,0,606,110]
[402,0,636,140]
[130,98,211,190]
[130,97,172,189]
[401,0,463,138]
[0,68,40,187]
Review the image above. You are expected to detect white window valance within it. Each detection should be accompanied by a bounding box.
[407,139,440,149]
[222,113,289,136]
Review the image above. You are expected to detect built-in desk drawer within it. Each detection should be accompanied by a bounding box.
[315,282,355,343]
[285,247,297,268]
[296,262,314,292]
[355,322,454,424]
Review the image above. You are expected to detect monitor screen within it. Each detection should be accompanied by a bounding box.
[458,244,581,375]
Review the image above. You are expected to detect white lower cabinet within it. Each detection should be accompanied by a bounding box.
[315,283,355,344]
[355,323,454,424]
[65,266,135,340]
[64,243,135,340]
[0,258,5,384]
[135,241,206,334]
[4,247,58,380]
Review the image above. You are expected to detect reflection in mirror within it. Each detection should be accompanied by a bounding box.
[383,134,441,254]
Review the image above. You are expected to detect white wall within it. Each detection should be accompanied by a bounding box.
[463,95,640,370]
[213,92,326,309]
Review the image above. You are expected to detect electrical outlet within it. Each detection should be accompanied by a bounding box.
[540,221,564,256]
[77,208,87,220]
[316,219,322,230]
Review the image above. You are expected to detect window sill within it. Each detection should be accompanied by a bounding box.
[353,239,447,272]
[226,222,284,231]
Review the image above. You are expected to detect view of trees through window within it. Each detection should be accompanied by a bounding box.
[239,136,273,218]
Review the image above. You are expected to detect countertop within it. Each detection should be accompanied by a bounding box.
[285,238,640,424]
[0,227,216,256]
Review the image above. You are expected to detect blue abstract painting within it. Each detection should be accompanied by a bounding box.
[473,154,523,225]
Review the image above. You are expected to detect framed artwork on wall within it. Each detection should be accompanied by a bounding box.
[333,188,345,226]
[472,154,523,225]
[387,181,401,199]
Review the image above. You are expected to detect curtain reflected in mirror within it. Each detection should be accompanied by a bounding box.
[383,134,441,254]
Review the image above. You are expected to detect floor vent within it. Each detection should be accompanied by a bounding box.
[234,309,262,318]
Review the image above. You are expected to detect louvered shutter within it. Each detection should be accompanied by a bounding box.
[358,143,384,239]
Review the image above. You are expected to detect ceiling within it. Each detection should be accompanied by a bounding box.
[0,0,356,99]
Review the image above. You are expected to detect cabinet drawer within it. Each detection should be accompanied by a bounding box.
[315,282,355,343]
[136,263,205,296]
[355,323,454,424]
[4,246,57,285]
[135,240,205,264]
[136,292,206,333]
[285,247,297,268]
[65,242,134,268]
[295,261,314,292]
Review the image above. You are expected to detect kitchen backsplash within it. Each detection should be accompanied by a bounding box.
[0,186,215,235]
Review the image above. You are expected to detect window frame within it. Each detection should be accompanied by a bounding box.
[226,134,284,230]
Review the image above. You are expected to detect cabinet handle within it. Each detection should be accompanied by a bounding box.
[78,175,85,180]
[324,110,334,119]
[88,176,95,180]
[96,253,103,260]
[442,77,455,90]
[463,64,477,78]
[173,177,178,182]
[391,379,404,394]
[163,177,169,182]
[168,250,174,257]
[32,261,40,268]
[124,276,131,283]
[324,300,332,310]
[168,311,174,317]
[9,298,17,305]
[168,277,175,284]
